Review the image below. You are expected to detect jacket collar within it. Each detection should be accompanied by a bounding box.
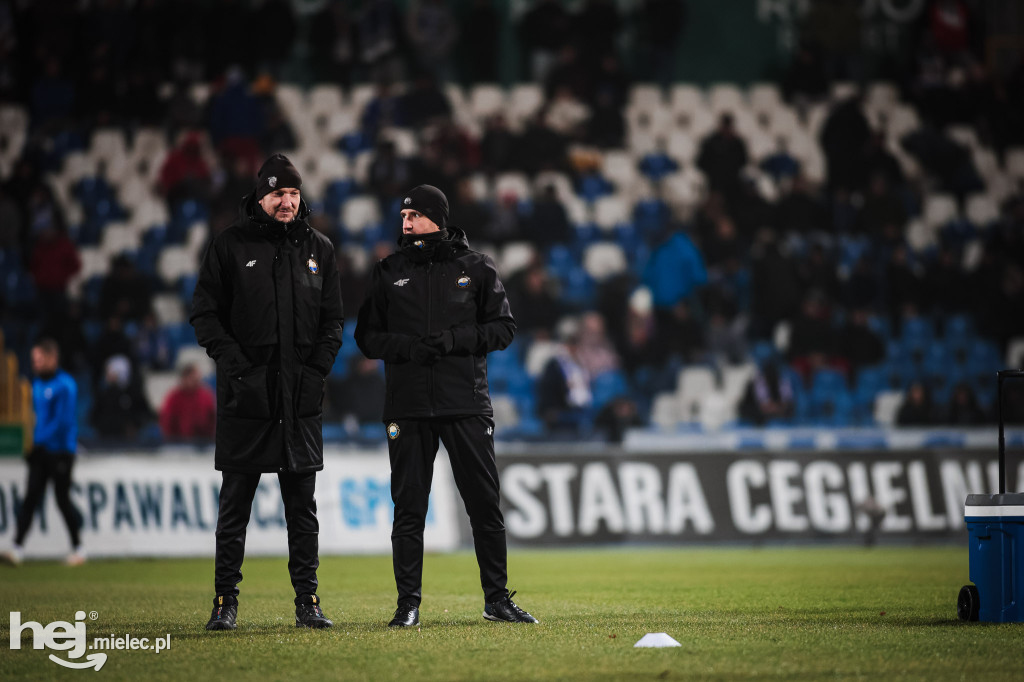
[238,192,312,241]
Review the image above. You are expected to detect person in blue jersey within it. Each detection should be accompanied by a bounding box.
[0,338,83,567]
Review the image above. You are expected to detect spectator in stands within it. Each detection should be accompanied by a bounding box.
[0,187,22,252]
[519,111,569,175]
[615,286,668,377]
[697,113,749,200]
[160,363,216,441]
[782,41,828,104]
[90,315,135,388]
[480,114,520,174]
[944,381,988,426]
[135,312,173,371]
[634,0,687,86]
[923,246,970,315]
[505,262,562,338]
[760,137,802,183]
[207,69,265,154]
[642,227,707,317]
[739,359,795,425]
[586,89,626,149]
[750,229,802,338]
[519,0,574,82]
[884,245,926,324]
[479,192,522,247]
[357,0,405,83]
[401,72,453,130]
[896,381,938,426]
[594,396,644,444]
[91,354,154,439]
[159,131,212,205]
[537,332,593,434]
[544,85,590,138]
[862,133,905,190]
[98,253,153,323]
[522,185,572,248]
[577,0,621,66]
[660,300,706,364]
[820,96,871,192]
[837,308,886,374]
[575,312,620,378]
[308,0,357,86]
[589,53,630,111]
[796,244,840,303]
[326,356,386,428]
[775,173,828,235]
[368,140,414,215]
[405,0,459,82]
[860,173,906,244]
[259,100,298,156]
[788,289,838,379]
[459,0,499,83]
[29,57,75,133]
[164,80,205,140]
[360,81,406,143]
[29,222,80,325]
[842,257,880,311]
[900,124,983,198]
[704,296,748,366]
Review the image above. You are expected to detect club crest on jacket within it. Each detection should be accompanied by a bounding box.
[307,257,318,274]
[457,276,471,288]
[387,423,400,440]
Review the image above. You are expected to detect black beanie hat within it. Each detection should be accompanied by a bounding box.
[401,184,449,228]
[255,153,302,201]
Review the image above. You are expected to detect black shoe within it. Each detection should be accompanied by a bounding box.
[205,595,237,631]
[483,590,538,624]
[295,594,333,629]
[388,603,420,627]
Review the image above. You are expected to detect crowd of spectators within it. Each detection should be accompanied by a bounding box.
[1,0,1023,446]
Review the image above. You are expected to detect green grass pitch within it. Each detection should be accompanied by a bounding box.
[1,547,1020,681]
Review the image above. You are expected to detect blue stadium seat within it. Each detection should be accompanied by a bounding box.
[591,370,629,411]
[944,314,974,348]
[633,199,669,236]
[575,172,614,202]
[811,367,847,394]
[547,244,576,272]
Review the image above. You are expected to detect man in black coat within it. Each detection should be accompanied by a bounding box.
[191,154,344,631]
[355,184,538,627]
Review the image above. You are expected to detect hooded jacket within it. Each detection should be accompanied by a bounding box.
[191,193,344,473]
[355,226,515,420]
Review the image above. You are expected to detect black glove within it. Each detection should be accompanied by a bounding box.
[423,330,455,356]
[409,338,441,366]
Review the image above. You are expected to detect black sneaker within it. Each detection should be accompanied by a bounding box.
[387,602,420,627]
[295,594,333,629]
[483,590,538,624]
[205,595,237,631]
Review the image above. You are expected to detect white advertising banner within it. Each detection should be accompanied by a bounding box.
[0,451,460,559]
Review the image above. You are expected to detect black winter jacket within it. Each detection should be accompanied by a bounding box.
[191,194,344,473]
[354,227,515,420]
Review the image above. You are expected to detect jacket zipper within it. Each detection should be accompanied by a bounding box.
[426,261,434,416]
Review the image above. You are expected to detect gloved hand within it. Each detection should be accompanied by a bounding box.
[423,330,455,356]
[409,338,441,366]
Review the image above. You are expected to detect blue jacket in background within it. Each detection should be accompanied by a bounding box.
[642,232,708,310]
[32,370,78,455]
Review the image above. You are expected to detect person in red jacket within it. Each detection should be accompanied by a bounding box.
[29,223,81,324]
[159,363,215,441]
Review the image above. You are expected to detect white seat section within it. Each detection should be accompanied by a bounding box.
[469,83,506,120]
[186,222,208,258]
[175,344,216,378]
[661,168,705,209]
[99,222,140,256]
[768,108,801,138]
[591,195,630,232]
[722,363,756,404]
[626,127,660,157]
[563,194,589,226]
[533,170,575,204]
[345,83,377,116]
[340,195,381,233]
[668,84,706,114]
[525,340,563,378]
[308,84,344,120]
[350,151,373,186]
[650,392,680,430]
[1006,337,1024,369]
[324,109,358,145]
[628,84,664,110]
[490,394,520,429]
[1005,147,1024,180]
[78,247,110,280]
[507,83,544,127]
[61,151,99,185]
[708,83,746,115]
[747,83,782,116]
[699,390,735,431]
[602,150,640,191]
[965,194,999,227]
[865,81,899,111]
[946,125,979,152]
[829,81,859,102]
[444,83,468,117]
[665,130,696,164]
[130,129,167,160]
[143,371,180,414]
[157,246,197,284]
[466,172,492,201]
[153,294,185,325]
[905,218,938,253]
[275,83,306,120]
[493,172,532,201]
[874,390,905,427]
[90,128,129,164]
[626,102,672,138]
[583,242,627,280]
[676,366,716,421]
[499,242,536,278]
[190,83,210,106]
[130,198,169,232]
[315,151,351,182]
[922,193,959,228]
[0,104,29,135]
[381,127,419,157]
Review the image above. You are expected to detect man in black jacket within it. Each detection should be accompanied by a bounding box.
[191,154,344,631]
[355,184,538,627]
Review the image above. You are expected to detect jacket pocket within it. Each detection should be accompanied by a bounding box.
[297,365,324,418]
[223,366,270,419]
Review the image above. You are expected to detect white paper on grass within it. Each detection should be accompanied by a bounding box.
[634,633,681,648]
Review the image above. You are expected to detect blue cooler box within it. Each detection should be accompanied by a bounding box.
[962,493,1024,623]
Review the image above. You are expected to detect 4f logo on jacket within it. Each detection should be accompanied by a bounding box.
[394,278,410,287]
[246,260,257,267]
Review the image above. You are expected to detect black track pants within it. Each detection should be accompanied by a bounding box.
[214,470,319,598]
[387,415,508,606]
[15,454,81,548]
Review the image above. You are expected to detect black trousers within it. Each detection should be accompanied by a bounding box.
[387,415,508,606]
[214,470,319,598]
[15,453,81,548]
